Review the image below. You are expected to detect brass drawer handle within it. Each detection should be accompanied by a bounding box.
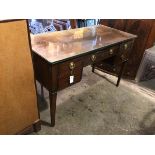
[69,62,75,70]
[151,65,155,69]
[109,49,113,55]
[124,43,128,50]
[121,55,125,60]
[91,55,96,62]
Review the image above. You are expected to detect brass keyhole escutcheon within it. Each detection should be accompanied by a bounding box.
[91,55,96,62]
[110,49,113,55]
[69,62,75,75]
[124,44,128,50]
[69,62,75,70]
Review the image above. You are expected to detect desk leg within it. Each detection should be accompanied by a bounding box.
[49,91,57,127]
[92,64,95,73]
[41,84,44,99]
[116,61,126,87]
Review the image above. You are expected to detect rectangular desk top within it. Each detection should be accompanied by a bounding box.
[31,25,136,64]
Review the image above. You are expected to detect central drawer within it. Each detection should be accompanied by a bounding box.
[83,44,119,66]
[96,45,119,61]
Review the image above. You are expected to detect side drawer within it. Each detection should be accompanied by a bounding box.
[58,58,83,78]
[58,58,83,90]
[119,40,134,62]
[113,40,134,65]
[58,74,82,91]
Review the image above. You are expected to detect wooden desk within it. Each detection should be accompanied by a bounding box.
[31,25,136,126]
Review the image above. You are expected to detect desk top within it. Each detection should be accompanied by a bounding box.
[31,25,136,64]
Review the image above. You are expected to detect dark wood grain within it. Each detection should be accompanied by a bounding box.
[32,52,52,90]
[53,20,67,30]
[70,19,78,29]
[99,19,155,79]
[146,21,155,49]
[124,19,153,78]
[49,92,57,127]
[99,19,127,31]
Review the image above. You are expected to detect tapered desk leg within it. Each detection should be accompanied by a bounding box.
[92,64,95,73]
[41,84,44,99]
[49,91,57,127]
[116,61,127,87]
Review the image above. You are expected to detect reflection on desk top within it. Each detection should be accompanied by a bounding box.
[31,25,137,64]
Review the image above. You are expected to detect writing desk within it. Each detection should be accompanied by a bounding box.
[31,25,136,126]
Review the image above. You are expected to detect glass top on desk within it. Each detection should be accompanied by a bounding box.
[31,25,137,64]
